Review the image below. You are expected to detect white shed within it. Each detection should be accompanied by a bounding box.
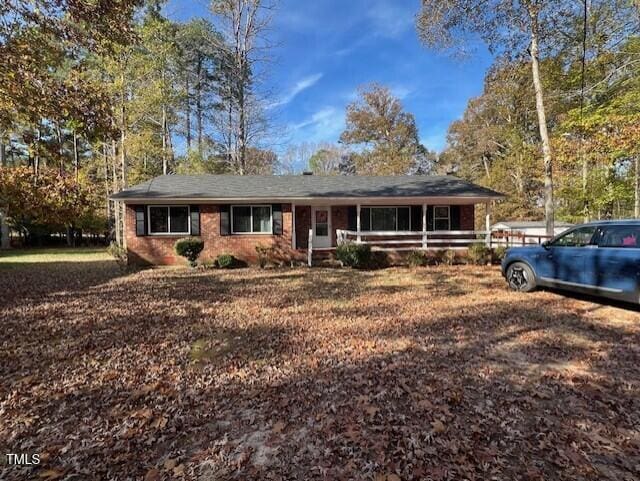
[491,221,574,246]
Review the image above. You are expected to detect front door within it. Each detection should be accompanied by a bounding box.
[312,206,331,248]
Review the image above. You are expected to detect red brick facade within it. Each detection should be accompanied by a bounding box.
[126,203,296,265]
[125,202,476,265]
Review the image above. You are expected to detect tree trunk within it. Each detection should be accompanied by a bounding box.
[73,130,80,182]
[56,124,65,174]
[66,224,74,247]
[0,137,7,248]
[162,102,168,175]
[112,138,121,248]
[635,156,639,219]
[34,127,41,177]
[529,10,554,237]
[196,56,203,156]
[103,143,111,226]
[0,138,6,167]
[582,146,588,222]
[185,74,192,150]
[120,76,127,190]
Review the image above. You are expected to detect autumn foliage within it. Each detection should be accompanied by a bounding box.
[0,167,106,234]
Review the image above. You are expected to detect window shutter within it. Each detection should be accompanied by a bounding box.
[361,207,371,231]
[347,206,357,231]
[451,205,461,231]
[272,204,283,235]
[410,206,422,232]
[427,205,434,231]
[220,205,230,236]
[190,205,200,236]
[135,206,146,236]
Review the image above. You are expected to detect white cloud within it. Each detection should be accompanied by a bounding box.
[391,85,412,100]
[268,73,323,109]
[367,0,416,38]
[291,106,346,143]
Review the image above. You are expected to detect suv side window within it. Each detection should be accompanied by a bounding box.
[595,225,640,248]
[551,226,597,247]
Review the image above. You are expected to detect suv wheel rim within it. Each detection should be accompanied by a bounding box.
[509,266,527,290]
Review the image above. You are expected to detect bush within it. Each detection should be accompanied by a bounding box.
[216,253,235,269]
[175,237,205,267]
[255,245,288,268]
[335,242,371,268]
[107,241,127,268]
[467,242,491,265]
[492,246,508,263]
[407,250,428,267]
[369,250,389,269]
[442,249,457,265]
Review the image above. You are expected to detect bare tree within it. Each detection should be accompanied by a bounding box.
[211,0,275,175]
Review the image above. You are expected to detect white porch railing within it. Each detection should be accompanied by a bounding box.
[335,229,490,251]
[490,231,553,247]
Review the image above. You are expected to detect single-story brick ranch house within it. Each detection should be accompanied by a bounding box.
[111,174,504,265]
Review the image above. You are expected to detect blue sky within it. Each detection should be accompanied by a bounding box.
[166,0,493,154]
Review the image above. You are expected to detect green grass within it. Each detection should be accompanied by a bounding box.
[0,247,111,268]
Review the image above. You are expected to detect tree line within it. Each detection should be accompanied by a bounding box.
[1,0,638,247]
[418,0,640,231]
[0,0,280,247]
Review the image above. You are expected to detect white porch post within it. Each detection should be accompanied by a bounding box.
[291,204,296,249]
[421,203,427,249]
[485,201,492,247]
[356,204,361,243]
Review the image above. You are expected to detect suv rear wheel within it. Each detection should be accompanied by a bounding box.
[506,262,537,292]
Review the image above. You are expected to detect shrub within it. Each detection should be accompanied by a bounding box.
[216,253,235,269]
[467,242,491,265]
[369,250,389,269]
[335,242,371,268]
[492,246,508,263]
[255,245,270,268]
[175,237,205,267]
[407,250,428,267]
[442,249,457,265]
[255,245,289,268]
[107,241,127,268]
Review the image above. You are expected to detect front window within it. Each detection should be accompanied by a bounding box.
[551,226,596,247]
[434,206,450,231]
[148,206,190,235]
[595,225,640,248]
[363,207,410,231]
[231,205,272,234]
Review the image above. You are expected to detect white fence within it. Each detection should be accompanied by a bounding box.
[490,231,553,247]
[335,229,490,251]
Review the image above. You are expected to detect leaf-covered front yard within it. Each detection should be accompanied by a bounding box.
[1,250,640,480]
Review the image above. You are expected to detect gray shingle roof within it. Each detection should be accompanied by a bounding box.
[111,174,504,200]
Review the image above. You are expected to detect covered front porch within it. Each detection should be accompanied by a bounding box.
[291,200,494,261]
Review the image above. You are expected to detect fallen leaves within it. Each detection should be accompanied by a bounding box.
[1,259,640,480]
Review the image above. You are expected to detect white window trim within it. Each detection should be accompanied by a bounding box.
[147,205,191,236]
[230,204,273,235]
[433,205,451,231]
[365,206,411,232]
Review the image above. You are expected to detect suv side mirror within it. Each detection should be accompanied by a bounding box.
[542,241,551,250]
